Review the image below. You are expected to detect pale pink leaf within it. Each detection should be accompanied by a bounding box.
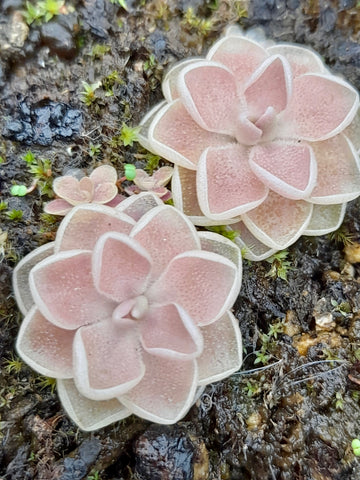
[207,35,269,87]
[73,319,145,401]
[131,205,200,280]
[120,352,198,424]
[244,55,292,119]
[242,191,313,249]
[198,311,242,385]
[267,44,325,78]
[141,303,203,359]
[149,99,232,170]
[309,134,360,203]
[92,232,152,303]
[197,144,268,220]
[13,242,55,315]
[89,164,118,185]
[58,379,131,431]
[55,204,135,253]
[148,251,240,326]
[178,61,240,136]
[16,307,74,378]
[30,250,116,330]
[280,73,359,141]
[44,199,73,216]
[249,141,317,199]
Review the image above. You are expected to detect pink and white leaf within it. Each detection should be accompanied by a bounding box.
[17,307,74,378]
[120,352,198,424]
[140,303,203,359]
[58,379,131,431]
[73,319,145,401]
[198,311,242,385]
[148,250,240,326]
[13,242,55,315]
[30,250,116,330]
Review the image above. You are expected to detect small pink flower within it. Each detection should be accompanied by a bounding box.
[14,193,242,430]
[45,165,121,215]
[124,166,174,201]
[139,27,360,260]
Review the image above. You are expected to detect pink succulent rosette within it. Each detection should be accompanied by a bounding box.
[139,27,360,260]
[13,192,242,431]
[45,165,122,215]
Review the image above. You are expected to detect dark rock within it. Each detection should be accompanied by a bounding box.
[134,425,195,480]
[338,0,356,9]
[81,0,114,38]
[5,445,32,480]
[40,18,77,60]
[60,439,101,480]
[287,0,300,9]
[1,0,23,12]
[0,61,6,89]
[319,6,337,33]
[3,100,82,145]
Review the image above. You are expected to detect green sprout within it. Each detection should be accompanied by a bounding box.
[0,201,8,211]
[144,154,161,174]
[10,185,28,197]
[265,250,293,281]
[330,299,352,317]
[90,44,111,60]
[328,225,354,247]
[109,0,128,11]
[244,379,261,397]
[182,7,213,36]
[22,152,53,196]
[89,143,101,158]
[144,54,156,72]
[80,81,102,106]
[23,0,65,25]
[352,438,360,456]
[36,376,57,394]
[120,123,141,147]
[335,391,344,411]
[124,164,136,181]
[206,225,239,242]
[4,354,23,374]
[102,70,122,97]
[5,209,23,221]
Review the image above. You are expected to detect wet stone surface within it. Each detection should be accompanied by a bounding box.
[3,100,83,145]
[134,425,195,480]
[1,1,360,479]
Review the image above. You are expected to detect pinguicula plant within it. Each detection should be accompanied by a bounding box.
[124,166,174,201]
[44,165,123,215]
[138,26,360,260]
[13,192,242,430]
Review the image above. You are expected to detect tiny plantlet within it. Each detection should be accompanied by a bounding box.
[265,251,293,281]
[109,0,128,11]
[352,438,360,456]
[89,143,101,158]
[10,185,28,197]
[120,123,141,147]
[24,0,66,25]
[4,354,23,375]
[206,225,239,242]
[6,209,23,221]
[80,81,102,106]
[182,7,213,36]
[124,164,136,181]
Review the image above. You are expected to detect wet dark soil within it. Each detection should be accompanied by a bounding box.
[1,1,360,479]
